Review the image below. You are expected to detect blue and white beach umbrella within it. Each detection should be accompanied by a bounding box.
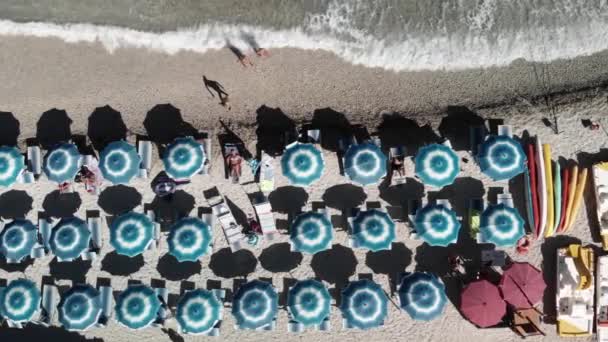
[415,144,460,188]
[232,280,278,330]
[0,146,25,187]
[340,279,388,330]
[109,212,154,257]
[398,272,447,321]
[162,137,205,180]
[414,204,461,247]
[49,217,91,261]
[289,212,333,255]
[43,143,81,183]
[351,209,396,252]
[0,219,37,262]
[115,285,161,330]
[281,143,324,186]
[99,141,141,184]
[287,280,331,327]
[0,279,41,323]
[480,204,525,247]
[58,285,101,331]
[344,143,387,186]
[176,289,222,335]
[477,136,526,181]
[168,217,212,262]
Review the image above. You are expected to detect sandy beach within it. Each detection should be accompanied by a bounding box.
[1,35,608,342]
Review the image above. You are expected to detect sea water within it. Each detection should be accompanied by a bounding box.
[0,0,607,71]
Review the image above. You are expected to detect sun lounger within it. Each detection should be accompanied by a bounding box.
[407,199,422,238]
[27,145,42,176]
[252,196,278,240]
[389,146,407,185]
[36,284,58,326]
[497,125,513,138]
[346,207,362,248]
[97,285,113,327]
[152,287,169,327]
[87,211,103,251]
[207,189,245,252]
[17,170,35,184]
[259,152,274,193]
[145,209,162,250]
[469,199,485,241]
[194,131,212,175]
[38,215,52,251]
[137,138,153,179]
[497,192,515,208]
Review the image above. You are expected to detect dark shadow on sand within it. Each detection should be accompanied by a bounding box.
[209,248,258,279]
[36,108,73,149]
[157,254,201,281]
[322,184,366,210]
[377,113,440,156]
[98,185,142,215]
[379,178,425,207]
[268,186,308,214]
[427,177,485,216]
[42,190,82,218]
[255,105,296,157]
[0,190,33,220]
[311,108,353,152]
[101,251,144,276]
[438,106,485,151]
[311,244,357,287]
[87,105,128,151]
[144,104,197,148]
[0,257,34,273]
[0,325,103,342]
[148,190,195,231]
[49,258,91,283]
[365,243,412,293]
[259,243,302,273]
[0,111,20,146]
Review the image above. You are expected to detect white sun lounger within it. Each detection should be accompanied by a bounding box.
[137,139,153,179]
[152,287,169,328]
[208,192,245,252]
[253,197,278,240]
[497,124,513,138]
[97,285,113,327]
[389,146,406,185]
[38,216,52,251]
[27,145,42,176]
[36,284,58,327]
[144,209,162,250]
[497,192,515,208]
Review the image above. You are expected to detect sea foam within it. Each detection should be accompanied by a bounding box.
[0,0,607,72]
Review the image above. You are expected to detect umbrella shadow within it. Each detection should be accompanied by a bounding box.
[365,243,412,294]
[36,108,73,149]
[255,105,297,157]
[218,120,253,159]
[225,196,248,228]
[259,243,303,273]
[0,257,33,273]
[87,105,128,151]
[157,254,202,281]
[209,248,258,279]
[438,106,485,151]
[311,108,353,152]
[144,104,197,149]
[49,258,91,283]
[541,235,582,323]
[98,185,142,216]
[42,190,82,218]
[377,113,440,156]
[0,325,103,342]
[0,190,33,220]
[160,328,185,342]
[427,177,485,217]
[148,190,195,231]
[0,111,20,146]
[101,251,144,276]
[322,184,366,210]
[508,174,531,233]
[268,186,308,214]
[311,244,357,288]
[379,178,424,207]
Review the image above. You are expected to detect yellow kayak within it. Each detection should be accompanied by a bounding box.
[565,167,588,232]
[544,144,554,237]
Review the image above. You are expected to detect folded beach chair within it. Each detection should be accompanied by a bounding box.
[207,190,245,252]
[145,208,162,250]
[97,284,114,327]
[38,215,53,252]
[87,210,103,252]
[27,144,42,177]
[252,196,278,240]
[497,124,513,138]
[407,199,422,238]
[35,283,58,327]
[137,138,153,179]
[346,207,362,248]
[152,286,169,328]
[207,289,226,336]
[389,146,407,185]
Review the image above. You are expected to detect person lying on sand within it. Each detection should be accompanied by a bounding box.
[220,95,232,111]
[254,47,270,58]
[237,54,254,67]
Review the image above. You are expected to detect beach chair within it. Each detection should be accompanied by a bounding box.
[145,208,162,250]
[17,170,36,184]
[207,189,246,252]
[152,286,169,328]
[497,192,515,208]
[194,131,212,175]
[346,207,362,248]
[27,144,42,177]
[87,211,103,252]
[252,195,278,240]
[497,125,513,138]
[97,284,113,327]
[469,124,487,155]
[137,138,153,179]
[389,146,406,185]
[511,307,545,338]
[35,284,58,327]
[469,199,485,241]
[38,214,52,251]
[259,152,274,194]
[407,199,422,238]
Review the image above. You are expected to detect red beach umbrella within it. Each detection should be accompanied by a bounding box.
[460,279,506,328]
[499,262,546,309]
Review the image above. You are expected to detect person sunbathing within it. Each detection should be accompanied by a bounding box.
[391,156,405,177]
[225,149,243,183]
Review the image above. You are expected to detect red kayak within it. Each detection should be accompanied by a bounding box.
[557,166,570,233]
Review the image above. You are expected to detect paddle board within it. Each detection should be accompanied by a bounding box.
[526,143,540,237]
[557,166,570,233]
[563,165,579,232]
[565,167,588,232]
[543,144,555,237]
[553,161,562,234]
[536,137,547,238]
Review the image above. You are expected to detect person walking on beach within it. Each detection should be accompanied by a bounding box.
[203,76,231,110]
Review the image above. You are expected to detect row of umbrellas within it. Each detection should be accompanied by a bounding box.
[0,137,206,188]
[0,132,524,188]
[0,201,526,264]
[0,275,448,333]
